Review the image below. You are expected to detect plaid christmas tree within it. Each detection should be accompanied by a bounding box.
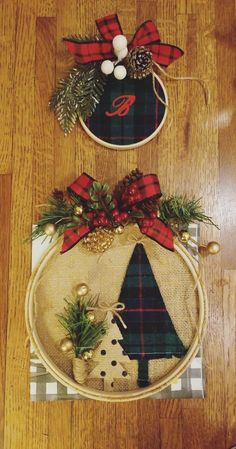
[85,75,166,146]
[116,244,187,387]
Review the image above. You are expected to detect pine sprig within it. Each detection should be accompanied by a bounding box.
[31,194,76,240]
[63,35,103,43]
[88,181,115,213]
[159,195,218,230]
[49,62,107,135]
[58,297,107,357]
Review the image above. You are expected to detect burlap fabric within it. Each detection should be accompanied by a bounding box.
[33,224,199,393]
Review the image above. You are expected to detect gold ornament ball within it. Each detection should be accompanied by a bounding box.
[207,241,221,255]
[76,283,89,297]
[180,231,190,243]
[86,312,95,322]
[74,205,83,216]
[115,225,124,235]
[44,223,56,236]
[82,350,93,361]
[60,337,73,353]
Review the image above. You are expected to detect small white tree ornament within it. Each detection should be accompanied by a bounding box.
[88,312,130,391]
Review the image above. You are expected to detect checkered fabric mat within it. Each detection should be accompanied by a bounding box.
[29,224,205,401]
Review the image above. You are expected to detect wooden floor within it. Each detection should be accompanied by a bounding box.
[0,0,236,448]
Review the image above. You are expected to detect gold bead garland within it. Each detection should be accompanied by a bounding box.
[82,227,115,253]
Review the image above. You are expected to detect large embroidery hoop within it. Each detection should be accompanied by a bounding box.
[25,230,207,402]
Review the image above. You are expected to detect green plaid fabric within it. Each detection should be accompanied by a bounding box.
[116,243,187,386]
[117,244,187,360]
[86,75,166,146]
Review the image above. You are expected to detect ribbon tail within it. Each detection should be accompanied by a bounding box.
[96,14,123,40]
[139,218,174,251]
[150,43,184,67]
[64,40,114,64]
[61,225,92,253]
[129,20,160,48]
[68,172,95,201]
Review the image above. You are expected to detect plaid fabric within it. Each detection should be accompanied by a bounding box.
[64,15,183,67]
[117,244,187,361]
[96,14,123,40]
[130,20,160,46]
[149,43,184,66]
[140,218,174,251]
[61,224,91,254]
[123,174,161,207]
[86,75,166,145]
[67,172,94,200]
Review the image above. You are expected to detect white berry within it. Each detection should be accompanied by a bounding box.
[101,59,114,75]
[114,65,127,80]
[116,47,128,61]
[112,35,128,52]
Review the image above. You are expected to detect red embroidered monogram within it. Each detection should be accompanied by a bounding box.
[105,95,136,117]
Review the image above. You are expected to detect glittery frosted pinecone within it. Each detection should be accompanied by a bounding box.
[82,227,115,253]
[126,46,153,79]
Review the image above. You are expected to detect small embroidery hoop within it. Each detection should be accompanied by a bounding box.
[25,231,207,402]
[79,74,168,150]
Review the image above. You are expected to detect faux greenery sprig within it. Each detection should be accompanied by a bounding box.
[159,195,218,231]
[58,297,107,357]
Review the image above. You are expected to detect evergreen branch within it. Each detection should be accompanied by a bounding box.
[159,195,219,230]
[49,62,107,135]
[63,34,104,43]
[58,297,107,357]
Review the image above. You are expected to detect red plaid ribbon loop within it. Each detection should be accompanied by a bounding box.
[61,172,174,254]
[64,14,183,67]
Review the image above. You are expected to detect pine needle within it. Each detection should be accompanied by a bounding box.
[58,297,107,357]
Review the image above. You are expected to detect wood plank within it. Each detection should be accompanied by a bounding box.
[223,270,236,448]
[0,0,17,174]
[160,418,182,449]
[34,17,56,220]
[0,175,11,449]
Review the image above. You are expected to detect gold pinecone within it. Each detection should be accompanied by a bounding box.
[126,46,153,79]
[82,227,115,253]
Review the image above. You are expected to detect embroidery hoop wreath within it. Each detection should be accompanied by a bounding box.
[25,232,207,402]
[79,74,168,150]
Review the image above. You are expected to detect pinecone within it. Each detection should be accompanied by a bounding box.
[126,46,153,79]
[82,227,115,253]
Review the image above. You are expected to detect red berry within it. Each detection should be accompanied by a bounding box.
[93,219,99,226]
[98,211,106,218]
[112,209,119,217]
[128,187,136,195]
[150,211,156,219]
[120,212,128,221]
[116,215,123,224]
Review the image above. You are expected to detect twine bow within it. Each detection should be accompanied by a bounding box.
[64,14,184,67]
[61,172,174,254]
[87,301,127,329]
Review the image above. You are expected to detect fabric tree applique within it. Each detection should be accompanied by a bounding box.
[88,312,130,391]
[115,243,187,387]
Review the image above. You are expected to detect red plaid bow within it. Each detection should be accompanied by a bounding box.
[61,173,174,253]
[64,14,183,67]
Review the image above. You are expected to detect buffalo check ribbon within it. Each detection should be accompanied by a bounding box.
[61,172,174,254]
[64,14,183,67]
